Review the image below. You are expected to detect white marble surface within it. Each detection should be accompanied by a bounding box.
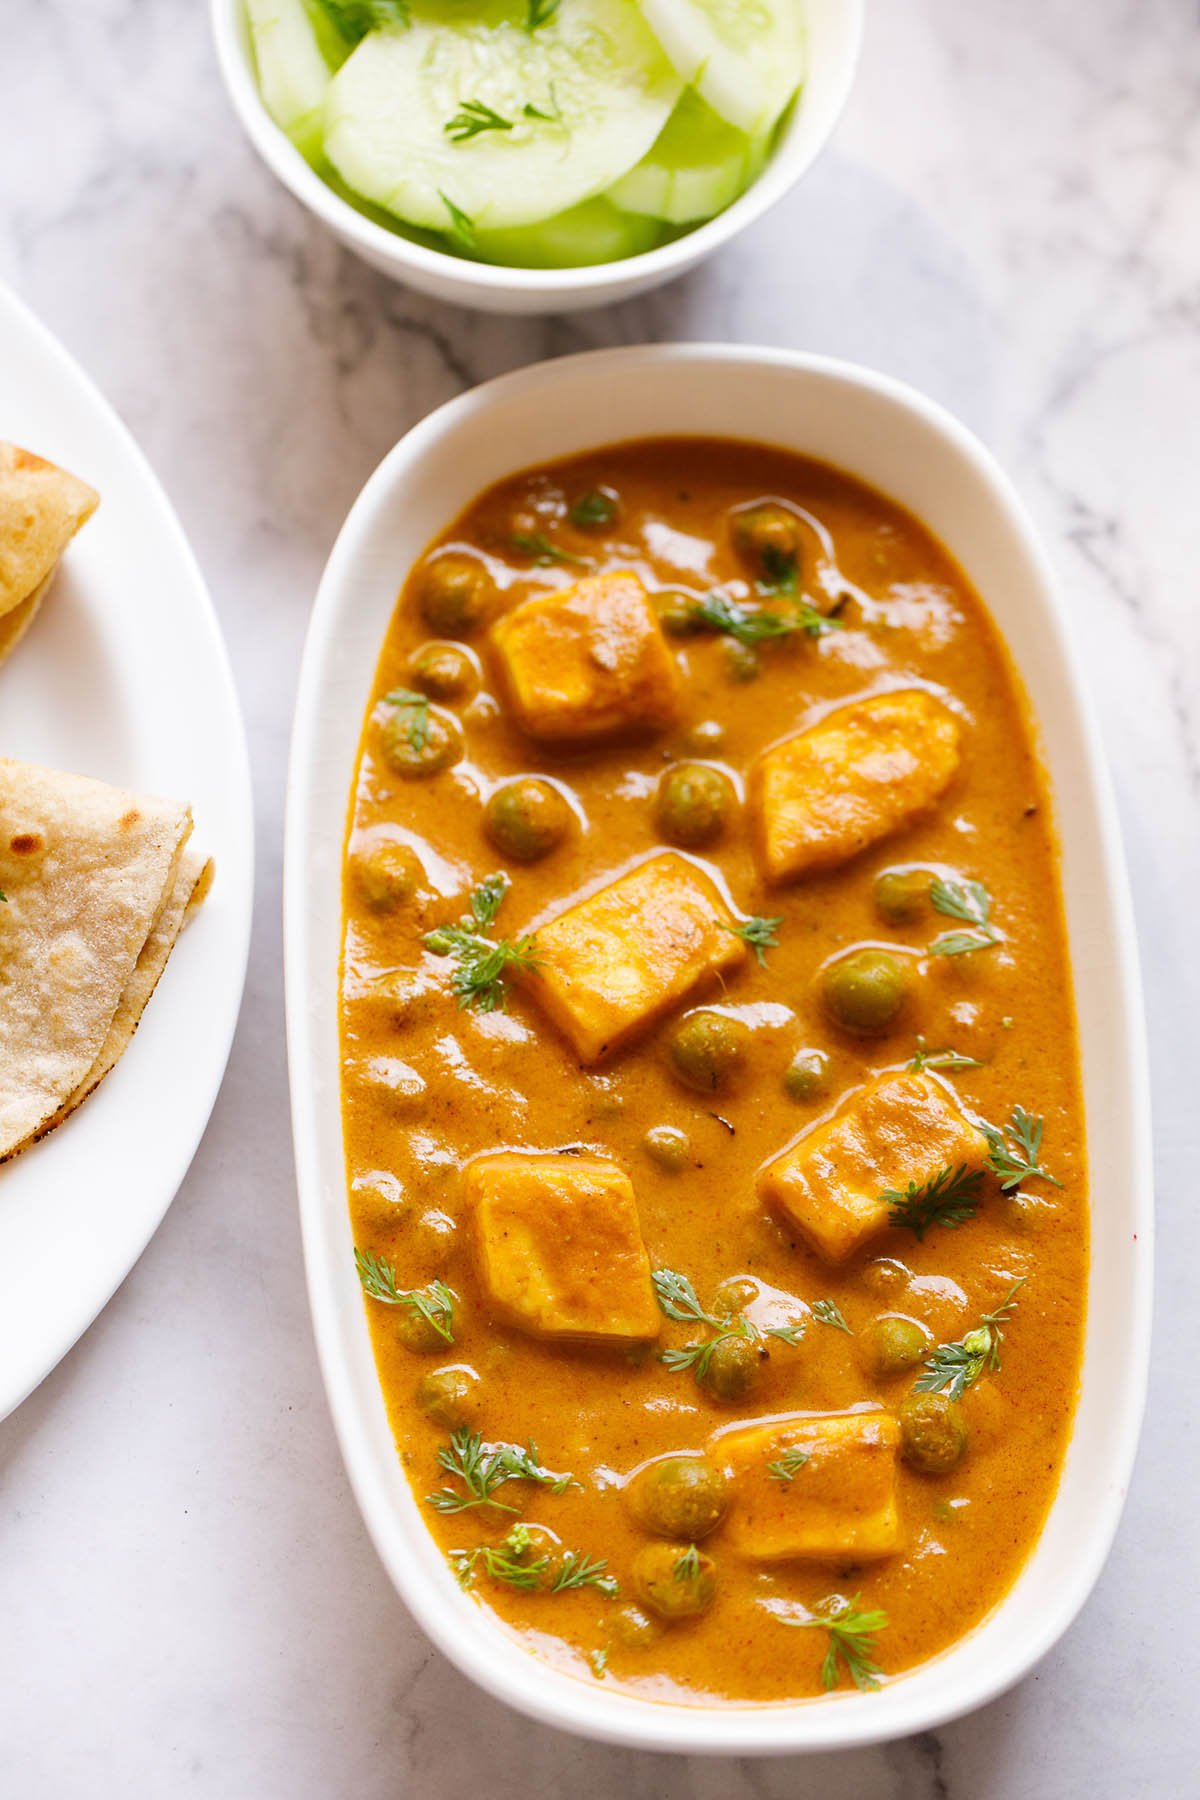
[2,0,1198,1792]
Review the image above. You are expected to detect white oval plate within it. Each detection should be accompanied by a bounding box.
[285,346,1152,1753]
[0,283,254,1421]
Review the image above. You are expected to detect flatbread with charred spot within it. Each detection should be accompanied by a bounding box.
[0,759,194,1160]
[0,442,98,627]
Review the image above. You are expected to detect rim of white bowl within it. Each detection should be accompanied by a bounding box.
[210,0,865,298]
[286,345,1153,1754]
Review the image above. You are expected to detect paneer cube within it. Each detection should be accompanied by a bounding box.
[521,852,745,1063]
[752,689,961,881]
[711,1409,902,1562]
[491,571,680,743]
[757,1070,989,1264]
[466,1151,658,1344]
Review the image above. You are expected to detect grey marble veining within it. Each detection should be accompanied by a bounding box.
[1,0,1198,1794]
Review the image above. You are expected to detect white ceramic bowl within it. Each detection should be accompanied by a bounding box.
[211,0,863,315]
[285,346,1152,1752]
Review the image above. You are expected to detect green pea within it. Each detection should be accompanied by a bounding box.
[627,1456,728,1540]
[366,971,432,1029]
[417,1364,481,1429]
[611,1604,662,1649]
[784,1047,832,1102]
[821,948,910,1036]
[655,763,737,849]
[668,1009,750,1093]
[1005,1191,1053,1233]
[873,865,931,925]
[395,1300,454,1355]
[731,502,801,575]
[643,1125,691,1172]
[417,553,492,636]
[699,1323,763,1401]
[654,590,705,637]
[484,778,573,862]
[631,1542,717,1621]
[380,702,463,779]
[724,640,760,682]
[501,1523,567,1589]
[409,1208,457,1265]
[863,1314,931,1378]
[568,486,619,530]
[354,842,423,911]
[410,641,478,701]
[898,1393,968,1474]
[683,719,726,755]
[862,1257,911,1300]
[711,1275,758,1316]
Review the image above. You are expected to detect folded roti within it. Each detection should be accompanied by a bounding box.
[40,849,214,1137]
[0,574,50,670]
[0,759,193,1160]
[0,443,99,619]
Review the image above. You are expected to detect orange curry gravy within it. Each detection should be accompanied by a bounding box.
[338,439,1087,1706]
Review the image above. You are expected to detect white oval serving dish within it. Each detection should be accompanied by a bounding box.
[211,0,863,315]
[284,345,1152,1752]
[0,281,255,1420]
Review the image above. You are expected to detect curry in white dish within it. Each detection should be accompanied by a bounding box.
[339,438,1086,1704]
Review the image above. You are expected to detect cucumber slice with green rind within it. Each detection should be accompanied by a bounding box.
[246,0,332,161]
[324,0,682,232]
[636,0,804,136]
[300,0,357,70]
[607,90,764,224]
[474,198,664,267]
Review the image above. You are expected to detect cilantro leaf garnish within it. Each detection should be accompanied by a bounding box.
[914,1279,1026,1401]
[929,876,1001,956]
[883,1163,985,1240]
[423,874,540,1013]
[353,1248,455,1343]
[783,1594,889,1692]
[426,1428,576,1516]
[982,1106,1062,1191]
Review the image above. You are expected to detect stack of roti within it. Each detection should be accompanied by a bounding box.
[0,759,212,1162]
[0,442,99,666]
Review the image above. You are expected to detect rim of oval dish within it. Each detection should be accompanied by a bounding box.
[284,344,1153,1752]
[210,0,865,298]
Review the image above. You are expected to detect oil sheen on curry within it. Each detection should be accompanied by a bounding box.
[339,438,1087,1706]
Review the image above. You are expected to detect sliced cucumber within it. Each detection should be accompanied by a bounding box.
[474,198,664,268]
[246,0,332,161]
[635,0,804,137]
[300,0,357,70]
[324,0,682,233]
[607,91,764,224]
